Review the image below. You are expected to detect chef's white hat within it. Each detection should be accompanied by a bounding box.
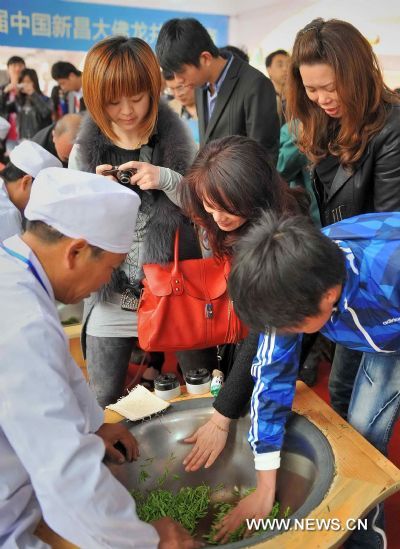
[25,167,140,253]
[10,140,62,177]
[0,116,10,140]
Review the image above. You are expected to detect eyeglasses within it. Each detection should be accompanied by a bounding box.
[166,84,191,95]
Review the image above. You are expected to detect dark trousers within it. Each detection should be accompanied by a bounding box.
[86,335,218,407]
[176,347,218,377]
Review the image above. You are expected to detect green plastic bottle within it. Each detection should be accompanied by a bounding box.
[210,369,224,397]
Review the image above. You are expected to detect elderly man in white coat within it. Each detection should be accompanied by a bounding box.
[0,168,199,549]
[0,140,61,241]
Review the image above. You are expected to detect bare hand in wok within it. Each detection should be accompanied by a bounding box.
[213,470,276,543]
[183,411,231,471]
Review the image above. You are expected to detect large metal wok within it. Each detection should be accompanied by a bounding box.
[111,397,335,547]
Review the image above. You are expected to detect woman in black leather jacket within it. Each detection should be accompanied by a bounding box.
[286,18,400,227]
[286,18,400,549]
[15,68,52,139]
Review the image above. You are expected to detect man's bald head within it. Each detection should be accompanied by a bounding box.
[52,114,82,163]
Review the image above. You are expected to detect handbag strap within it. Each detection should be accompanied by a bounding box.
[172,229,180,274]
[171,229,183,295]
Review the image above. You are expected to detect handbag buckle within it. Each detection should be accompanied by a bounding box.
[205,303,214,319]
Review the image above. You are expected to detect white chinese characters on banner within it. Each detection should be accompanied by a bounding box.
[31,13,51,37]
[92,18,110,41]
[73,17,91,40]
[111,20,129,36]
[10,10,30,36]
[0,9,8,34]
[0,8,219,47]
[52,15,71,38]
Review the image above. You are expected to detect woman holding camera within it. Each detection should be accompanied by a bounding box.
[69,36,211,407]
[15,68,52,139]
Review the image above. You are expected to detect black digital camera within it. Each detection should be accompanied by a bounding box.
[102,166,137,186]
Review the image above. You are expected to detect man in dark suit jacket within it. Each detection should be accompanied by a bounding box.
[51,62,86,114]
[156,18,280,164]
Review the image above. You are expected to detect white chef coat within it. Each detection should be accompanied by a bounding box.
[0,177,22,241]
[0,235,160,548]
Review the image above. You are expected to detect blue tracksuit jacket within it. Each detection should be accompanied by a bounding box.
[251,212,400,469]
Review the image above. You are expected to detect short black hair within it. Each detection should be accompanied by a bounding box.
[156,18,219,73]
[7,56,25,66]
[0,162,26,182]
[51,61,81,80]
[162,69,174,82]
[228,212,346,332]
[220,45,249,63]
[265,49,289,68]
[25,220,103,256]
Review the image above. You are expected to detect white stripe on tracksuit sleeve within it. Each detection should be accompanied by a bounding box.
[249,330,302,470]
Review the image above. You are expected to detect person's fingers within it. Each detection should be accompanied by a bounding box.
[183,440,201,464]
[183,449,201,471]
[121,439,134,462]
[136,178,149,189]
[213,522,228,542]
[118,160,142,171]
[105,445,126,464]
[214,522,234,544]
[214,509,244,541]
[129,436,140,460]
[187,448,210,471]
[183,432,198,444]
[204,449,220,469]
[129,170,142,185]
[133,166,160,189]
[96,164,113,175]
[115,430,139,462]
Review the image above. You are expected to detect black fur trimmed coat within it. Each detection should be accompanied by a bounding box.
[75,100,200,352]
[76,99,199,266]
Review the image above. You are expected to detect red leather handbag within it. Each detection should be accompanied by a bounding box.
[138,230,248,352]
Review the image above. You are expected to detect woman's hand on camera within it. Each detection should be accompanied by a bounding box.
[118,160,161,190]
[96,164,118,182]
[182,411,231,472]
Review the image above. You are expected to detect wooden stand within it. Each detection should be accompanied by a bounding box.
[36,382,400,548]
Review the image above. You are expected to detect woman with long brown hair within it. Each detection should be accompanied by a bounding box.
[179,136,309,482]
[180,135,305,258]
[286,17,400,226]
[69,36,210,409]
[286,18,400,548]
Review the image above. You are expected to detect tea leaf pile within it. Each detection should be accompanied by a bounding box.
[131,455,289,544]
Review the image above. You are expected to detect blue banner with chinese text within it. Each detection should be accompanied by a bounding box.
[0,0,228,51]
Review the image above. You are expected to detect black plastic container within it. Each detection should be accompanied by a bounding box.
[185,368,211,395]
[154,373,181,400]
